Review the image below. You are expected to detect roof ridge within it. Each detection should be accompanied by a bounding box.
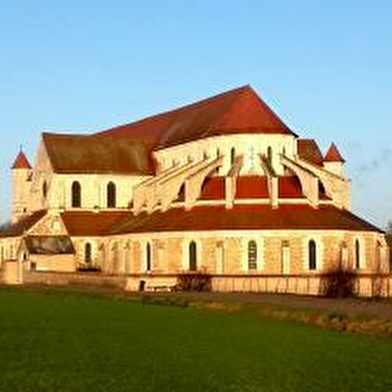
[95,85,250,137]
[202,86,251,135]
[208,84,253,130]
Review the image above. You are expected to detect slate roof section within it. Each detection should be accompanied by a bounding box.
[61,211,130,236]
[42,133,154,174]
[0,210,47,238]
[97,85,297,150]
[109,204,382,235]
[324,143,345,163]
[11,150,32,169]
[297,139,324,166]
[24,236,75,254]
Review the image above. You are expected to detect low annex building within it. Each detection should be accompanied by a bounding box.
[0,85,389,291]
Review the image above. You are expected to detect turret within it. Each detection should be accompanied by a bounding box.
[11,149,32,223]
[323,143,345,176]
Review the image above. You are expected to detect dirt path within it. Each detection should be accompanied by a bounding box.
[158,292,392,320]
[14,283,392,320]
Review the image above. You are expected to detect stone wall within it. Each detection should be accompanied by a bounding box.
[97,229,388,277]
[22,270,127,289]
[2,266,392,297]
[126,273,392,297]
[29,254,76,272]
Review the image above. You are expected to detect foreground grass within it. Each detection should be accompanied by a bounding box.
[0,288,391,392]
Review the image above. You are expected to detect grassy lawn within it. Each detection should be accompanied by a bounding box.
[0,288,392,392]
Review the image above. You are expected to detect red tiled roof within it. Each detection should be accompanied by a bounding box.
[236,176,269,199]
[182,175,325,202]
[110,204,382,235]
[278,176,305,198]
[11,150,32,169]
[0,210,47,238]
[97,86,297,150]
[43,133,154,174]
[324,143,345,163]
[61,211,130,236]
[200,177,225,200]
[297,139,324,166]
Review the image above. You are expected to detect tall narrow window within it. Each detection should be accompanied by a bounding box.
[42,181,48,198]
[355,239,360,269]
[281,240,290,275]
[248,240,258,271]
[146,242,152,271]
[340,242,348,268]
[71,181,81,208]
[230,147,236,166]
[216,241,224,274]
[189,241,197,271]
[85,243,92,264]
[107,182,116,208]
[308,240,317,270]
[267,146,273,166]
[376,241,382,271]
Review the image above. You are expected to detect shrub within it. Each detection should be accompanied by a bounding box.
[319,266,358,298]
[370,275,384,298]
[176,271,212,292]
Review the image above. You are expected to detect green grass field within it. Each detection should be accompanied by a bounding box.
[0,288,392,392]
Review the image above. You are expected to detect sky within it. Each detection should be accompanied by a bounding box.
[0,1,391,227]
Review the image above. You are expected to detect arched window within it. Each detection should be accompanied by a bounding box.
[340,242,348,268]
[308,240,317,270]
[281,240,290,274]
[245,145,255,168]
[146,242,152,271]
[248,240,257,270]
[355,239,361,269]
[42,181,48,198]
[107,182,116,208]
[230,147,236,166]
[267,146,273,165]
[319,181,326,196]
[85,243,92,264]
[376,241,382,271]
[189,241,197,271]
[71,181,81,208]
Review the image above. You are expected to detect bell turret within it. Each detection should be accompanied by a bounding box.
[11,148,32,222]
[323,143,345,176]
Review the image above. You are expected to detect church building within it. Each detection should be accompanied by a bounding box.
[0,85,388,291]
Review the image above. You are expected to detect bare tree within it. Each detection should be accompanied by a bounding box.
[0,221,11,232]
[385,221,392,271]
[385,221,392,244]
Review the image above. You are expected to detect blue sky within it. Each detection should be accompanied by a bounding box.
[0,1,391,227]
